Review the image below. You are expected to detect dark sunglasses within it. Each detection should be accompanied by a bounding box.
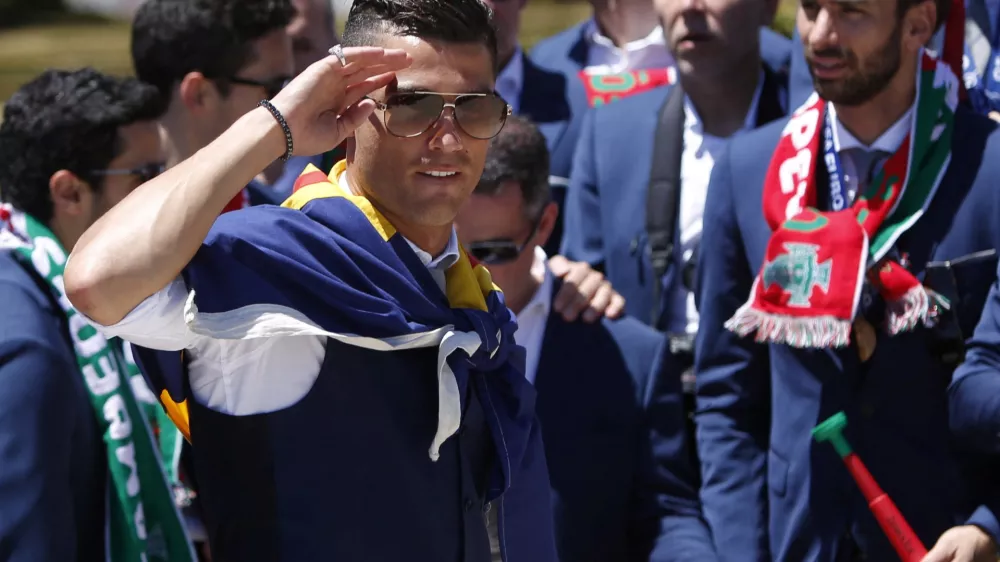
[466,219,540,265]
[369,91,512,140]
[228,75,292,100]
[88,162,165,185]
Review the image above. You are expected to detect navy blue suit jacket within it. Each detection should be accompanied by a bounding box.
[518,54,590,257]
[695,107,1000,561]
[0,251,105,561]
[559,68,787,330]
[527,24,791,257]
[534,281,714,561]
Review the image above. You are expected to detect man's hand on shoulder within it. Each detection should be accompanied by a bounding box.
[922,525,998,562]
[548,255,625,323]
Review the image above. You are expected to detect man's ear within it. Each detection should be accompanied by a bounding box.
[178,71,219,114]
[49,170,91,219]
[903,0,937,50]
[534,201,559,250]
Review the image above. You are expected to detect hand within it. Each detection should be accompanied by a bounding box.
[270,46,412,158]
[989,111,1000,123]
[549,255,625,323]
[922,525,998,562]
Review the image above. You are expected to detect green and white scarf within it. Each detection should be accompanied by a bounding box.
[0,204,195,562]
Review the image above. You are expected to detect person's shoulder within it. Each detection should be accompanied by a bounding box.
[759,27,792,73]
[598,315,664,358]
[0,251,78,390]
[529,21,587,67]
[0,251,65,345]
[724,116,788,166]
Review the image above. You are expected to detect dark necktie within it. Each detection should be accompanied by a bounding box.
[845,148,890,202]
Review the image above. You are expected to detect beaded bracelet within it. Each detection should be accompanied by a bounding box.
[258,99,293,162]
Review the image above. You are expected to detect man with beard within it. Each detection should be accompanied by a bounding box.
[787,0,1000,116]
[695,0,1000,560]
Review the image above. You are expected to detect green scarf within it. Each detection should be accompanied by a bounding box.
[0,206,195,562]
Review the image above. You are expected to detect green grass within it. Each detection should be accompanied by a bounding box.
[0,0,799,103]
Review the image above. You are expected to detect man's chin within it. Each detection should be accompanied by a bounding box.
[813,81,875,107]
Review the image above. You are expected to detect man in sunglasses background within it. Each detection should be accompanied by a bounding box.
[262,0,345,199]
[65,0,561,559]
[131,0,297,208]
[0,68,175,560]
[454,114,715,562]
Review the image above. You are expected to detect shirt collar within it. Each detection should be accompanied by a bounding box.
[583,18,666,53]
[828,103,913,155]
[684,69,766,137]
[339,169,461,272]
[517,246,553,320]
[496,47,525,111]
[404,230,461,271]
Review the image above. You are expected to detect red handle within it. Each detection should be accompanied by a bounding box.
[868,495,929,562]
[843,454,928,561]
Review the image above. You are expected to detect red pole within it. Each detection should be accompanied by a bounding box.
[841,453,928,561]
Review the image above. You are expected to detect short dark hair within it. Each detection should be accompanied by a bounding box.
[475,115,550,220]
[0,68,164,224]
[342,0,498,73]
[131,0,296,99]
[898,0,950,29]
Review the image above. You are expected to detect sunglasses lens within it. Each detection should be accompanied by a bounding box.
[455,95,508,139]
[384,94,445,137]
[469,242,520,265]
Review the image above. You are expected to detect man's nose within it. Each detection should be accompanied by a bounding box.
[428,108,465,152]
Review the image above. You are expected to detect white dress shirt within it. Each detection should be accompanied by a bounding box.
[511,247,553,386]
[827,103,912,202]
[669,74,764,335]
[496,47,525,114]
[92,174,461,416]
[582,19,674,76]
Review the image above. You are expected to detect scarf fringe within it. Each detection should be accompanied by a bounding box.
[725,305,852,348]
[886,285,948,335]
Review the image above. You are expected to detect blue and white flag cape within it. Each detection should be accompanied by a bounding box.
[148,160,537,500]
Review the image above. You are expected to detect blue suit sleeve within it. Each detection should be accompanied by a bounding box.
[948,264,1000,543]
[693,145,771,561]
[0,337,80,561]
[950,266,1000,454]
[559,108,606,268]
[639,339,718,562]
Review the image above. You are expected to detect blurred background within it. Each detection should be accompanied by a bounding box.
[0,0,798,103]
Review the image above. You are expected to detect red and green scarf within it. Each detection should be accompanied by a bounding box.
[578,68,676,107]
[726,51,958,348]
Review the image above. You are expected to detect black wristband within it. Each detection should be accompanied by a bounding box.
[258,99,293,162]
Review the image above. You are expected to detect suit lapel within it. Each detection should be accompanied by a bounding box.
[756,65,789,127]
[532,280,565,392]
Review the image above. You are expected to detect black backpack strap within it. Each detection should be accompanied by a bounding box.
[646,84,686,327]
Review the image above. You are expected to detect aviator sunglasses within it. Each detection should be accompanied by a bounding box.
[368,91,512,140]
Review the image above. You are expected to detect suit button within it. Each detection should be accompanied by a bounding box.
[465,499,474,512]
[861,403,875,418]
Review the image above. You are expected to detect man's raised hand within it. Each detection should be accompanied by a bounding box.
[270,46,412,158]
